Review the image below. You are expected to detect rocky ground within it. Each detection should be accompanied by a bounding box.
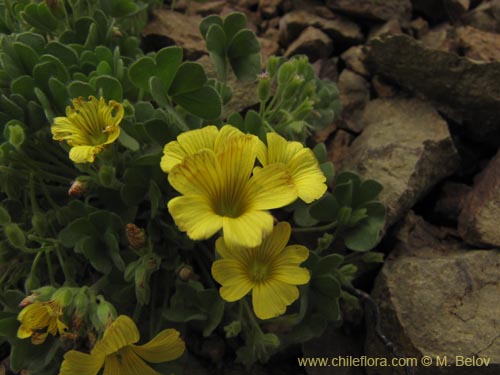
[143,1,500,374]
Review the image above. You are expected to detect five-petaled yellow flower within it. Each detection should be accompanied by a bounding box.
[17,300,67,345]
[51,96,123,163]
[211,222,310,319]
[160,124,243,173]
[167,134,298,248]
[59,315,185,375]
[257,132,327,203]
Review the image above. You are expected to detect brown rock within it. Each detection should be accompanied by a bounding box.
[337,69,370,133]
[143,10,205,60]
[339,98,459,227]
[340,46,369,77]
[435,182,471,222]
[371,75,397,98]
[279,9,363,47]
[366,212,500,375]
[327,129,354,166]
[420,23,458,52]
[368,19,402,40]
[463,0,500,33]
[411,0,469,21]
[284,27,333,61]
[313,121,337,144]
[259,36,280,65]
[458,149,500,247]
[457,25,500,62]
[325,0,412,22]
[367,34,500,144]
[444,0,470,19]
[259,0,283,18]
[410,17,429,38]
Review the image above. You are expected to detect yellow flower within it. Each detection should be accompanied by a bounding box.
[167,134,298,248]
[17,300,67,344]
[51,96,123,163]
[59,315,185,375]
[160,124,243,173]
[257,132,327,203]
[211,222,310,319]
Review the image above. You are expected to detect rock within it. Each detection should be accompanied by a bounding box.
[457,26,500,62]
[368,19,402,40]
[337,69,370,133]
[435,182,471,222]
[327,129,354,166]
[367,34,500,145]
[279,9,363,48]
[463,0,500,33]
[143,10,206,60]
[366,212,500,375]
[458,149,500,247]
[303,326,364,375]
[410,17,429,38]
[284,27,333,61]
[444,0,470,19]
[314,57,339,81]
[313,121,337,144]
[173,0,226,16]
[325,0,412,23]
[371,75,397,98]
[411,0,469,21]
[259,36,280,65]
[197,55,259,116]
[339,98,459,227]
[341,46,369,77]
[259,0,283,18]
[419,23,458,52]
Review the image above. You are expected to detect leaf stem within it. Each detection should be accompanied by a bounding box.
[292,220,338,233]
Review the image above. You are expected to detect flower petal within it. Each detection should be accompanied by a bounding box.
[272,266,310,285]
[92,315,140,356]
[247,164,298,210]
[258,222,291,260]
[277,245,310,265]
[59,350,104,375]
[69,145,102,163]
[266,132,303,165]
[131,329,185,363]
[161,126,218,173]
[288,148,326,203]
[252,281,299,320]
[115,347,161,375]
[214,125,245,152]
[222,210,274,248]
[168,196,222,241]
[17,325,32,339]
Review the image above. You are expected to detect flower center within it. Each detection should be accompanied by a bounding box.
[248,260,272,283]
[213,187,248,218]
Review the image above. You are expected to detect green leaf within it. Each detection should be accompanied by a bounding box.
[11,76,36,101]
[173,86,221,120]
[128,56,156,91]
[355,179,383,206]
[227,30,260,59]
[0,317,19,342]
[48,77,69,113]
[144,118,178,145]
[206,24,227,81]
[199,14,223,39]
[198,289,224,337]
[148,180,161,218]
[313,275,341,299]
[94,75,123,101]
[68,81,96,98]
[149,76,169,107]
[75,236,112,274]
[223,12,247,41]
[118,128,140,151]
[293,201,318,227]
[230,52,261,82]
[343,202,385,252]
[169,62,207,96]
[320,162,334,184]
[316,254,344,275]
[16,32,46,54]
[11,337,60,372]
[103,232,125,271]
[334,181,353,207]
[309,193,339,222]
[244,110,265,139]
[59,218,97,247]
[45,41,79,67]
[13,42,38,74]
[313,143,327,163]
[155,46,183,92]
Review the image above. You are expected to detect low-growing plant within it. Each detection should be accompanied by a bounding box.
[0,1,385,374]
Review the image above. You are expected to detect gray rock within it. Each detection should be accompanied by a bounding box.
[367,34,500,145]
[327,129,354,166]
[326,0,412,22]
[337,69,370,133]
[366,212,500,375]
[463,0,500,33]
[143,10,206,61]
[339,98,459,227]
[435,182,471,222]
[341,46,369,77]
[458,149,500,247]
[279,9,363,47]
[284,27,333,61]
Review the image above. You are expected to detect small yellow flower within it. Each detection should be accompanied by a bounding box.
[211,222,310,320]
[167,134,298,248]
[51,96,123,163]
[59,315,185,375]
[257,132,327,203]
[17,300,67,345]
[160,124,243,173]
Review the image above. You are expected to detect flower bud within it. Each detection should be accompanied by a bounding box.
[258,72,271,103]
[282,75,304,101]
[177,265,199,281]
[224,320,241,338]
[96,297,116,329]
[0,206,11,226]
[124,260,139,282]
[5,223,25,249]
[7,123,25,150]
[68,179,87,197]
[73,288,89,317]
[125,224,145,249]
[277,61,296,86]
[20,286,56,306]
[31,212,48,236]
[52,287,74,307]
[267,56,282,78]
